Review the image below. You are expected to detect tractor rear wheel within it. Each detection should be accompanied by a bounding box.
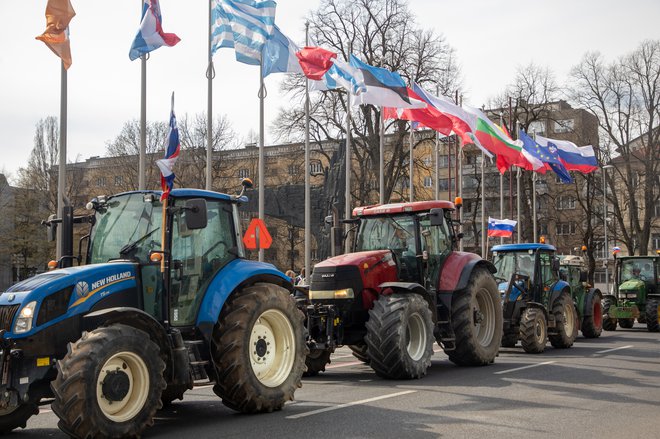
[581,294,603,338]
[349,344,370,364]
[303,349,332,376]
[365,293,434,379]
[520,308,547,353]
[446,268,502,366]
[645,299,660,332]
[51,324,166,439]
[602,298,618,331]
[0,402,39,434]
[549,293,578,348]
[618,318,634,329]
[211,283,306,413]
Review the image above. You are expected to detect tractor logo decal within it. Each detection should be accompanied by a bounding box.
[75,281,89,298]
[70,272,135,308]
[7,293,15,302]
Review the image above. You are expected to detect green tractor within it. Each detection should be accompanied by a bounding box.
[602,254,660,332]
[558,257,603,338]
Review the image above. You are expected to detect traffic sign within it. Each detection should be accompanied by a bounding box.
[242,218,272,250]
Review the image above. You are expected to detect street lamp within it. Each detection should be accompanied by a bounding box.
[602,164,614,293]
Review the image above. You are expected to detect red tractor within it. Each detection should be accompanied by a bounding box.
[303,201,502,379]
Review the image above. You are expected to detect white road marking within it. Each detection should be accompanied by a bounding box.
[494,361,556,375]
[595,345,633,354]
[286,390,416,419]
[325,360,365,369]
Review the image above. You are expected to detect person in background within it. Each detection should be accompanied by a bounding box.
[295,267,306,285]
[285,270,296,284]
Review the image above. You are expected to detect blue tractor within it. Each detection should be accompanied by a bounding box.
[0,182,306,438]
[491,243,578,353]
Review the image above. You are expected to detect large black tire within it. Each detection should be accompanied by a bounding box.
[51,324,166,439]
[520,308,547,354]
[645,299,660,332]
[445,268,503,366]
[618,318,635,329]
[501,331,518,348]
[602,297,618,331]
[349,344,370,364]
[549,293,578,348]
[365,293,434,379]
[581,293,603,338]
[303,349,332,377]
[211,283,306,413]
[0,402,39,434]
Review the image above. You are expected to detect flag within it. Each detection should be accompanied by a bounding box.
[296,46,337,80]
[536,135,599,173]
[382,87,454,135]
[323,57,366,95]
[36,0,76,69]
[349,55,425,109]
[211,0,276,65]
[129,0,180,61]
[156,95,181,201]
[262,25,304,77]
[518,130,573,183]
[612,246,621,255]
[488,217,517,238]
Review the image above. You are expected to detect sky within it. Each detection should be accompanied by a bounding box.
[1,0,659,181]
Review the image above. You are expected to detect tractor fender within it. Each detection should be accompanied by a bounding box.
[195,258,291,341]
[525,301,549,320]
[438,251,496,293]
[378,281,436,320]
[83,307,170,354]
[582,288,602,317]
[548,281,571,309]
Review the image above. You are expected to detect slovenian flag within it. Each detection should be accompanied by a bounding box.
[488,217,517,238]
[129,0,180,61]
[156,94,180,201]
[536,135,598,174]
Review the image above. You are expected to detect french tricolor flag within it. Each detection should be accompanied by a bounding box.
[488,218,517,238]
[536,135,599,174]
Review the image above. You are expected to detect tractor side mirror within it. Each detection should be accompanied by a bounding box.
[429,208,444,226]
[184,199,208,230]
[46,214,57,242]
[579,271,588,282]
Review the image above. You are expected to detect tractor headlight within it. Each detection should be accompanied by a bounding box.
[309,288,355,300]
[14,301,37,334]
[620,292,637,300]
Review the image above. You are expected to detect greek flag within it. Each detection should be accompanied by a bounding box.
[211,0,276,65]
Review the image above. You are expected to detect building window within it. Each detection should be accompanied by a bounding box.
[553,119,574,133]
[288,164,299,176]
[438,155,449,167]
[438,178,455,191]
[238,169,250,178]
[465,154,482,165]
[310,160,323,175]
[529,120,545,135]
[423,176,433,188]
[114,175,123,186]
[655,200,660,217]
[556,222,577,235]
[653,233,660,250]
[96,177,106,187]
[557,196,576,210]
[463,176,479,189]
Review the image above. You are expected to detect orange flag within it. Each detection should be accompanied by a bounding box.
[36,0,76,69]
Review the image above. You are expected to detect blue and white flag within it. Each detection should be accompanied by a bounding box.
[519,130,573,183]
[322,57,366,95]
[262,25,303,77]
[129,0,180,61]
[488,218,517,238]
[156,93,180,201]
[211,0,276,65]
[536,135,599,174]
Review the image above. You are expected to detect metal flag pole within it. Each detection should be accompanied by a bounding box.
[516,167,521,243]
[139,53,147,190]
[258,62,266,261]
[205,0,215,190]
[56,61,68,259]
[379,109,385,204]
[434,85,440,201]
[458,135,464,252]
[409,124,414,202]
[344,45,352,243]
[499,114,504,245]
[481,150,485,257]
[532,132,538,242]
[304,22,311,283]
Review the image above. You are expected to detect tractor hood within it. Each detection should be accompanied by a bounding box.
[0,262,138,336]
[619,279,645,294]
[315,250,395,270]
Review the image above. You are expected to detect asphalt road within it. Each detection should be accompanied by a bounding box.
[15,323,660,438]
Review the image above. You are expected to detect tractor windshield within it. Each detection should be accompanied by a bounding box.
[492,251,535,283]
[620,258,655,282]
[89,193,162,264]
[355,215,417,255]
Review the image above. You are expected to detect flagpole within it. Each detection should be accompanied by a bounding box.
[516,167,521,243]
[532,132,538,242]
[258,62,266,262]
[56,61,68,260]
[344,46,352,248]
[139,53,147,190]
[205,0,214,190]
[379,109,385,204]
[457,93,463,252]
[481,150,485,257]
[499,113,504,245]
[434,86,439,200]
[304,22,311,282]
[409,124,414,202]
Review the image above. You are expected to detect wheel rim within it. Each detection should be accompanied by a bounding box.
[406,312,427,361]
[96,351,149,422]
[534,314,547,344]
[249,309,296,388]
[563,302,575,335]
[472,286,496,347]
[593,301,603,328]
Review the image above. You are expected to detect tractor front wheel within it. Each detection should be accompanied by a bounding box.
[549,293,578,348]
[618,318,635,329]
[365,293,434,379]
[602,298,618,331]
[303,349,332,376]
[446,268,502,366]
[211,283,306,413]
[581,294,603,338]
[520,308,547,353]
[51,324,166,439]
[644,299,659,332]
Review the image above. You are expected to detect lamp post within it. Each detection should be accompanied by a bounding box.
[602,164,614,293]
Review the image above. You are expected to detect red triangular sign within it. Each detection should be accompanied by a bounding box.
[243,218,273,250]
